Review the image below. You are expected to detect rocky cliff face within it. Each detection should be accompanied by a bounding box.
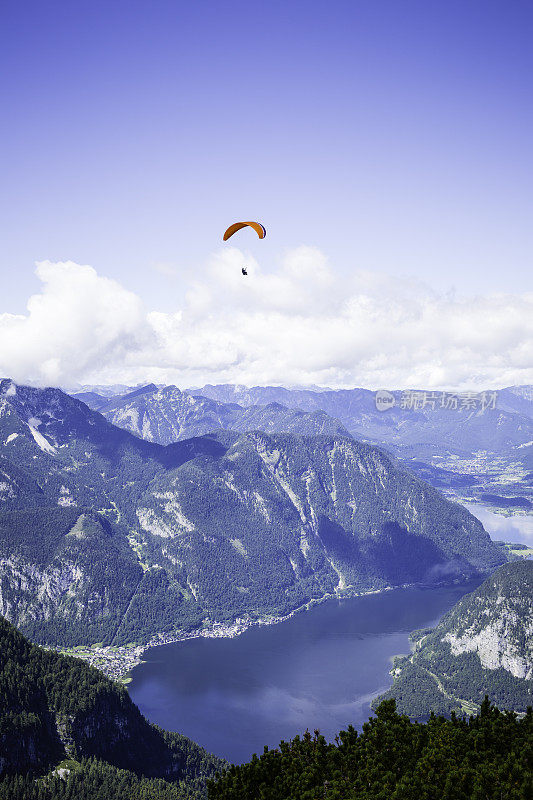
[97,384,236,443]
[375,560,533,716]
[0,509,142,646]
[441,561,533,679]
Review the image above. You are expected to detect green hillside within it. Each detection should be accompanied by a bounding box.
[0,616,225,799]
[375,561,533,717]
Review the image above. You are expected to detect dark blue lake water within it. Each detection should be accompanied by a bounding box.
[129,580,482,764]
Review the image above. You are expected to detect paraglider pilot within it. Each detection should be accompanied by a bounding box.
[223,222,266,277]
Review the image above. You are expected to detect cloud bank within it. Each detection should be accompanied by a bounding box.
[1,250,532,390]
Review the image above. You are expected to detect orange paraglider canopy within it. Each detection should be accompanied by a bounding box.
[223,221,266,241]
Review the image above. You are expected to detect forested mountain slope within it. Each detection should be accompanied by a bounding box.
[375,560,533,717]
[0,616,224,798]
[0,379,505,649]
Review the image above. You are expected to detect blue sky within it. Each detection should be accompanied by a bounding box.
[1,0,532,388]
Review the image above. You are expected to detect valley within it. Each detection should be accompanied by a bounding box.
[1,378,531,776]
[0,380,506,655]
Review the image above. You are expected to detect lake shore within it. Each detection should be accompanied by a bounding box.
[128,577,488,763]
[51,501,529,683]
[52,578,465,683]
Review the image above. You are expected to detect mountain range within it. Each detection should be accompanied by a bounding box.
[1,377,531,800]
[75,383,533,460]
[0,378,505,651]
[192,383,533,464]
[84,383,350,443]
[75,382,533,506]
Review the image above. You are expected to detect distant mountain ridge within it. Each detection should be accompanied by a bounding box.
[183,383,533,505]
[72,381,533,508]
[77,383,350,444]
[191,383,533,456]
[496,385,533,418]
[74,382,533,497]
[0,379,505,650]
[73,382,533,460]
[375,560,533,717]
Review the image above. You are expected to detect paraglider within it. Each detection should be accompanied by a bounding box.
[223,221,266,276]
[223,221,266,241]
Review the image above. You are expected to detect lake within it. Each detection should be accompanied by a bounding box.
[129,580,482,764]
[129,507,530,764]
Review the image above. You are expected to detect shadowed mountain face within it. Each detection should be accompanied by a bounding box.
[0,380,505,648]
[375,560,533,717]
[0,616,224,791]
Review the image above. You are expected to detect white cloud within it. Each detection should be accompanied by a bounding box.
[0,261,152,386]
[0,250,532,390]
